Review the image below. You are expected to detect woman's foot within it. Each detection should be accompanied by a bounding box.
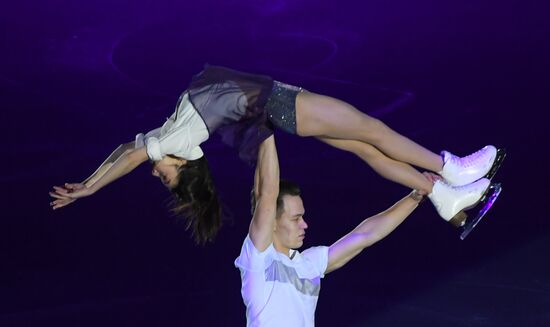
[439,145,499,186]
[428,178,491,226]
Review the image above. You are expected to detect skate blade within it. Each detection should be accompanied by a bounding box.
[485,148,506,181]
[460,183,502,240]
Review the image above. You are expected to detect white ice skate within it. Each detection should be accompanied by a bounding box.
[428,178,502,239]
[439,145,506,186]
[459,182,501,240]
[429,178,491,226]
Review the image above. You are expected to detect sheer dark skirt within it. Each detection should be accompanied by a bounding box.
[187,65,282,164]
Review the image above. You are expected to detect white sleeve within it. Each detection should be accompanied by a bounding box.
[135,133,145,149]
[145,136,163,161]
[188,146,205,160]
[135,128,161,149]
[234,234,274,272]
[302,246,330,278]
[140,93,207,161]
[144,127,204,161]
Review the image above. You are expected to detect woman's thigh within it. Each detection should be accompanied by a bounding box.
[295,91,383,141]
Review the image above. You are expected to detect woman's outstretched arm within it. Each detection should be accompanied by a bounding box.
[82,141,137,187]
[50,142,148,209]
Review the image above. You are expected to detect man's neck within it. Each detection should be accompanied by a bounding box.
[273,242,295,259]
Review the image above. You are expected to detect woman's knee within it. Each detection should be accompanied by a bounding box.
[360,117,389,145]
[353,141,383,162]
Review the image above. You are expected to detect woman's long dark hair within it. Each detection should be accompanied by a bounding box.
[170,156,222,244]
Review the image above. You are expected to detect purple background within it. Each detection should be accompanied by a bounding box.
[1,1,549,326]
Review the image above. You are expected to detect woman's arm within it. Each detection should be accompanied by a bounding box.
[50,142,148,209]
[85,146,149,194]
[82,141,137,188]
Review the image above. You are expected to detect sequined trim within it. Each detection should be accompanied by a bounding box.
[264,81,304,135]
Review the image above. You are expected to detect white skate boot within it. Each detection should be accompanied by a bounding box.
[428,178,491,227]
[439,145,506,186]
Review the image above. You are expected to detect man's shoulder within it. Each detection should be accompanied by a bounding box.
[295,245,330,278]
[300,245,329,259]
[235,234,276,272]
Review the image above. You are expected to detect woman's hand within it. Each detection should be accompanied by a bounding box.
[49,183,91,209]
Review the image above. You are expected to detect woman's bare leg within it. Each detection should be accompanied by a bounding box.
[318,137,433,193]
[296,92,444,172]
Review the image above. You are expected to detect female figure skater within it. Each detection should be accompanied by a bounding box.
[50,65,502,243]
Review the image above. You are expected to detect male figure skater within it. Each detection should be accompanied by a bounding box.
[235,135,430,326]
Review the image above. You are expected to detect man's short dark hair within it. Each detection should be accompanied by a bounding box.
[250,180,301,218]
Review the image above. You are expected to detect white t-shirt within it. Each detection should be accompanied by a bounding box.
[135,92,209,161]
[235,235,329,327]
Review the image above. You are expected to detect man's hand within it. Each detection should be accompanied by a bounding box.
[410,172,442,201]
[422,172,443,187]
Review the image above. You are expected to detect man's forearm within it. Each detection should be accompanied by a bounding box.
[326,191,424,274]
[255,136,279,199]
[354,191,423,243]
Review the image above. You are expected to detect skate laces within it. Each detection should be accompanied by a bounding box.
[452,148,486,168]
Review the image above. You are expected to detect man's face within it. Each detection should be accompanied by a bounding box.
[274,195,308,252]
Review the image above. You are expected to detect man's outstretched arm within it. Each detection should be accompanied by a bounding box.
[249,136,279,252]
[325,190,425,274]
